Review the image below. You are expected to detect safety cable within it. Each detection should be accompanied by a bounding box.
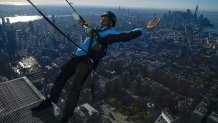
[27,0,88,54]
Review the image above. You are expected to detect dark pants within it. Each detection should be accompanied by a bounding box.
[48,55,91,119]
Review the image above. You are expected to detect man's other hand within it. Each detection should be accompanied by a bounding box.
[145,16,160,31]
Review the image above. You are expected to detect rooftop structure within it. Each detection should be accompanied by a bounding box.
[155,111,179,123]
[74,103,101,123]
[0,77,61,123]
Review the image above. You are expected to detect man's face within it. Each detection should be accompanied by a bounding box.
[100,16,113,28]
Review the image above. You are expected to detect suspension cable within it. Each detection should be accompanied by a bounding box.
[27,0,88,53]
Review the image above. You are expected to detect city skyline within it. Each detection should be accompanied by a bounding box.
[0,1,218,123]
[0,0,218,11]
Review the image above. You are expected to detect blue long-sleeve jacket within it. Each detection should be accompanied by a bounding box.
[75,25,147,56]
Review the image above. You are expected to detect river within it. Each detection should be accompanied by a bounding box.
[0,11,217,36]
[200,11,218,35]
[0,15,72,24]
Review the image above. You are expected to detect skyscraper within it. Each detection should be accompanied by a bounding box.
[0,24,3,48]
[155,111,179,123]
[6,18,10,24]
[28,21,35,34]
[0,19,7,50]
[0,23,3,35]
[194,4,199,18]
[1,17,5,30]
[52,14,56,24]
[74,103,101,123]
[6,30,17,56]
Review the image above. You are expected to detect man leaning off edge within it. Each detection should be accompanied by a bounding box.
[31,11,160,123]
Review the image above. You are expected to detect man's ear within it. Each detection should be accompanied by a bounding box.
[109,21,113,27]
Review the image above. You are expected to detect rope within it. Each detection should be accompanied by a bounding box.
[27,0,88,54]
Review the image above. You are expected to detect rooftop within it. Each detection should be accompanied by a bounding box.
[0,77,61,123]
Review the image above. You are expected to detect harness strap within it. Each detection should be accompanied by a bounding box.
[87,27,109,67]
[91,70,95,101]
[87,27,110,101]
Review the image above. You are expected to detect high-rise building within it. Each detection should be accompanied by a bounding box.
[155,111,179,123]
[15,30,22,49]
[0,24,3,45]
[188,109,204,123]
[0,23,3,34]
[194,4,199,18]
[74,103,101,123]
[6,18,10,24]
[0,76,8,83]
[1,17,5,29]
[6,30,17,56]
[52,14,56,24]
[28,21,35,34]
[189,100,218,123]
[206,113,218,123]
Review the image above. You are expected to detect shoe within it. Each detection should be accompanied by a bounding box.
[31,99,52,111]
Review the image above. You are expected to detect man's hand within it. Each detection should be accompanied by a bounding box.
[79,19,90,26]
[79,19,85,26]
[145,16,160,31]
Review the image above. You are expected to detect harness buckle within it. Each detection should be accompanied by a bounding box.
[88,57,94,68]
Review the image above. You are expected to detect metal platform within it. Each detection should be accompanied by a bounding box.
[0,77,60,123]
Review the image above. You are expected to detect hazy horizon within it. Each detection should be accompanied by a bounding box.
[0,0,218,12]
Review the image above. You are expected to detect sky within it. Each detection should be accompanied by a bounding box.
[0,0,217,11]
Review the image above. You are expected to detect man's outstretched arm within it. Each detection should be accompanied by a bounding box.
[103,16,160,44]
[103,28,146,44]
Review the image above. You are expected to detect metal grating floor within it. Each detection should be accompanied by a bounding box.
[0,77,60,123]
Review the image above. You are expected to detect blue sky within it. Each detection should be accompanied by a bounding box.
[0,0,217,11]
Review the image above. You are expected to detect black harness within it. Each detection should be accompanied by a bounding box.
[87,27,110,100]
[87,27,109,69]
